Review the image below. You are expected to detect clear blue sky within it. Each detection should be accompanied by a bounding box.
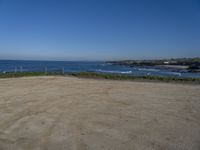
[0,0,199,61]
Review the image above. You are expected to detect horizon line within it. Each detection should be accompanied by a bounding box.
[0,57,199,62]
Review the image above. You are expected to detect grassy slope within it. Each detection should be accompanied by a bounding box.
[70,72,200,84]
[0,72,200,84]
[0,72,59,78]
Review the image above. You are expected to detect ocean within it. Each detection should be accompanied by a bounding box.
[0,60,200,78]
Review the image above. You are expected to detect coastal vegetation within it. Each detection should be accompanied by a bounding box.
[0,72,58,78]
[69,72,200,84]
[1,72,199,84]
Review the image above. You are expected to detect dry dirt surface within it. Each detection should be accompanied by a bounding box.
[0,76,200,150]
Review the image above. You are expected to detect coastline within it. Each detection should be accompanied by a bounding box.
[156,65,189,69]
[107,57,200,73]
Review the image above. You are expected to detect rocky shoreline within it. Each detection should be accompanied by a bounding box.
[107,57,200,73]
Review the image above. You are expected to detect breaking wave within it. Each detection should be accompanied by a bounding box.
[96,69,132,74]
[162,71,182,76]
[137,68,159,72]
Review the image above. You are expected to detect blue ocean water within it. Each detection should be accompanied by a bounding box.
[0,60,200,78]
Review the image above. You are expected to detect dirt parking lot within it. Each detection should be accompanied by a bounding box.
[0,76,200,150]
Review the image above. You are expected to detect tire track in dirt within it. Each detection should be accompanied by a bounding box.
[0,93,73,132]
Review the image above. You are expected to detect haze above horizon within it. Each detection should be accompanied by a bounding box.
[0,0,200,61]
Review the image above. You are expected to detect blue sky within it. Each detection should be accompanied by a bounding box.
[0,0,200,61]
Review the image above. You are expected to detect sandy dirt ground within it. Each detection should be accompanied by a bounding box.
[0,76,200,150]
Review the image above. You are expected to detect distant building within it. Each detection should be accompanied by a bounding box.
[164,61,169,64]
[164,61,177,65]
